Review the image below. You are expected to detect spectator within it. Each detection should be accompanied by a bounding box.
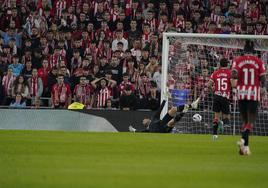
[12,75,29,99]
[91,77,112,108]
[73,76,94,108]
[147,81,160,110]
[9,93,26,109]
[38,59,50,97]
[51,74,72,109]
[2,68,15,105]
[28,68,43,105]
[8,55,23,77]
[119,73,135,95]
[112,29,128,51]
[22,61,33,80]
[119,84,137,110]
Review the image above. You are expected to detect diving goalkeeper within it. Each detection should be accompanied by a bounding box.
[129,98,200,133]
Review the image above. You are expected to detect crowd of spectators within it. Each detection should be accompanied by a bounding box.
[0,0,268,110]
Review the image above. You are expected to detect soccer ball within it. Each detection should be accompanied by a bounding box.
[193,114,202,122]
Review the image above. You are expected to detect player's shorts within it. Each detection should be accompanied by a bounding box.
[238,100,259,114]
[160,113,174,127]
[213,94,230,114]
[159,113,173,133]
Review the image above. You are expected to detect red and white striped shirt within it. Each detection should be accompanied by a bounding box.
[97,87,111,108]
[232,55,266,101]
[55,0,67,19]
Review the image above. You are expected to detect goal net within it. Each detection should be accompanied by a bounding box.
[161,33,268,136]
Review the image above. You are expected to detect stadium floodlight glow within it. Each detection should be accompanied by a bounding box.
[161,32,268,135]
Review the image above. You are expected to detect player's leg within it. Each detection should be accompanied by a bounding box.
[160,107,177,132]
[241,101,258,155]
[212,95,221,139]
[237,100,250,155]
[222,98,231,127]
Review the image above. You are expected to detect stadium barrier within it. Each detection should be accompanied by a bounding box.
[0,108,267,135]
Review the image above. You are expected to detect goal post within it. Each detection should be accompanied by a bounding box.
[161,33,268,136]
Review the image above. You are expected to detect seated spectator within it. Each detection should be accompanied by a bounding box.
[51,74,72,109]
[9,93,26,108]
[73,76,94,109]
[119,84,137,111]
[105,98,117,110]
[91,77,113,108]
[12,75,29,99]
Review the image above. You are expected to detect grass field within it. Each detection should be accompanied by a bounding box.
[0,130,268,188]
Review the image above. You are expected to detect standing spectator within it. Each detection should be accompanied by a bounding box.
[128,19,141,48]
[47,67,58,96]
[145,55,158,77]
[112,29,128,52]
[73,76,94,108]
[141,23,151,48]
[28,68,43,105]
[38,59,50,97]
[109,56,123,83]
[51,74,72,109]
[8,55,23,77]
[147,80,161,110]
[2,68,15,105]
[21,61,33,80]
[137,73,151,108]
[91,77,112,108]
[131,39,142,62]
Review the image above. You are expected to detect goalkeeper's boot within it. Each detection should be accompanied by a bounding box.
[190,97,200,109]
[129,126,136,133]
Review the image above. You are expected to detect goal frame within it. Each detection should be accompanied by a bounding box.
[161,33,268,135]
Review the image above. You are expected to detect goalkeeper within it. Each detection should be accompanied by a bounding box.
[129,97,200,133]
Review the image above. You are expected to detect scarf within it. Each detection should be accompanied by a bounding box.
[76,85,90,105]
[139,81,150,98]
[3,75,14,96]
[50,54,62,68]
[31,77,38,97]
[54,84,67,104]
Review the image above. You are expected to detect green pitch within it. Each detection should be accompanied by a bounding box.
[1,131,268,188]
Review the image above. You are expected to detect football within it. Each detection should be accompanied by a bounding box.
[193,114,202,122]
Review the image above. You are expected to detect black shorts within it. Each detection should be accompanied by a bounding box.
[213,94,230,114]
[160,113,174,127]
[238,100,259,114]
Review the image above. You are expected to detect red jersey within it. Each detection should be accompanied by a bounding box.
[232,55,266,101]
[210,68,232,99]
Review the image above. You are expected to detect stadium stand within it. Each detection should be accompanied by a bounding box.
[0,0,267,111]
